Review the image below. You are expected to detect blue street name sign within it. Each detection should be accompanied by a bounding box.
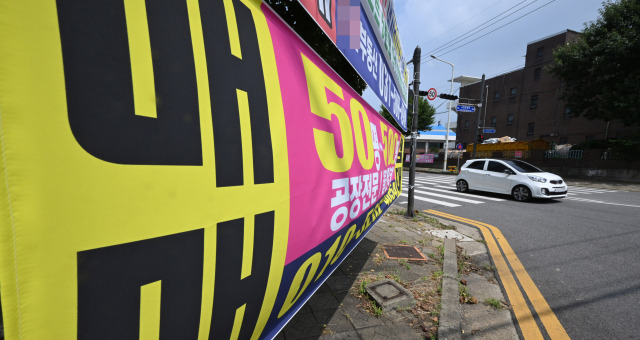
[483,128,496,134]
[456,105,476,112]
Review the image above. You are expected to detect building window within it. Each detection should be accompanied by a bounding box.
[493,91,500,100]
[536,47,544,58]
[464,120,469,129]
[491,116,497,127]
[530,95,538,109]
[527,122,535,135]
[510,87,517,97]
[559,137,568,145]
[564,107,571,119]
[534,68,541,80]
[507,114,514,125]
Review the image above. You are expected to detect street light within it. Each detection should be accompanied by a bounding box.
[430,55,455,172]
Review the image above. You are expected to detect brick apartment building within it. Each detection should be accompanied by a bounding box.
[455,30,636,149]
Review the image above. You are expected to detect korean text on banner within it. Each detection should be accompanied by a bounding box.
[294,0,408,131]
[361,0,408,109]
[0,0,404,339]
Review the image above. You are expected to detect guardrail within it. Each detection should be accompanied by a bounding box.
[544,149,583,159]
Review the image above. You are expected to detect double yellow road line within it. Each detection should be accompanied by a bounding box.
[425,209,570,340]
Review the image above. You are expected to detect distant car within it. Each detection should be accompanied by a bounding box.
[455,159,567,201]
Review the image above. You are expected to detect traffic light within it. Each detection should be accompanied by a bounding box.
[477,134,484,143]
[439,93,458,100]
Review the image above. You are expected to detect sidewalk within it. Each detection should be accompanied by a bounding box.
[278,206,518,339]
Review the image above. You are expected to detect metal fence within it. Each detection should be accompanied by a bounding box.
[544,149,583,159]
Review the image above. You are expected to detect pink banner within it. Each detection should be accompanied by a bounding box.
[265,7,401,264]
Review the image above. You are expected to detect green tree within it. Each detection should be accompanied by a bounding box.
[379,95,436,136]
[264,0,367,94]
[547,0,640,126]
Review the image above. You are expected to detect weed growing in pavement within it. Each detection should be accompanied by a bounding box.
[436,244,445,265]
[418,237,432,246]
[426,252,435,259]
[399,239,409,245]
[477,239,487,245]
[359,279,369,295]
[458,257,468,273]
[432,270,443,280]
[459,283,470,300]
[423,215,455,230]
[397,258,411,270]
[485,298,503,309]
[484,264,496,271]
[386,272,404,285]
[370,301,383,317]
[458,283,477,304]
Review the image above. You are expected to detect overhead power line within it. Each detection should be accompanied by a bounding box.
[417,0,507,48]
[428,0,557,60]
[423,0,533,60]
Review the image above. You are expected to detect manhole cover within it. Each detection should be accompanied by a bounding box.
[427,229,474,241]
[366,279,416,310]
[382,244,428,261]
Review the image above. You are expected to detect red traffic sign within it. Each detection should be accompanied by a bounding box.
[427,88,437,100]
[456,143,463,150]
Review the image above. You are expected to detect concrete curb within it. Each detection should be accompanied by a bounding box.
[438,238,462,340]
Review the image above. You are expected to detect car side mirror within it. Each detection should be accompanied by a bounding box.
[503,169,515,175]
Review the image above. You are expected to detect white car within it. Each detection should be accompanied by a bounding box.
[455,159,568,201]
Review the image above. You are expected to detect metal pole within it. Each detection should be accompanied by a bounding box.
[483,85,489,127]
[472,74,485,159]
[443,63,454,171]
[429,55,454,172]
[406,46,421,218]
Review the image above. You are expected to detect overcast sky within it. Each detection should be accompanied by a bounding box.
[362,0,606,127]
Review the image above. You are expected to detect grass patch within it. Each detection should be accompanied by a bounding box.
[485,298,503,309]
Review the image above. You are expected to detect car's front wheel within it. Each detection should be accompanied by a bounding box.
[512,185,531,201]
[456,180,469,193]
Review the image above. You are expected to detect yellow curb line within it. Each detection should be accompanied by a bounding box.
[425,209,570,340]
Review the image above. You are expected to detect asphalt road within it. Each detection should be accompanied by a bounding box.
[399,171,640,339]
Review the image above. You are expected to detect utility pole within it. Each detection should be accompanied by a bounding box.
[472,74,485,159]
[406,46,421,218]
[483,85,489,127]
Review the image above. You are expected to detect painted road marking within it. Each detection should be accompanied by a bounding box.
[399,193,461,207]
[403,180,506,202]
[569,187,618,194]
[565,197,640,208]
[424,210,570,340]
[409,188,484,204]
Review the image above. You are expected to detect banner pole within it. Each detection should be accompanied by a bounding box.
[406,46,421,218]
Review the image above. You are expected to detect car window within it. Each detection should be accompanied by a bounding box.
[466,160,485,170]
[504,160,543,173]
[487,161,509,173]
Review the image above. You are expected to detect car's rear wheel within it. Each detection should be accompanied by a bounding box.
[512,185,531,201]
[456,180,469,193]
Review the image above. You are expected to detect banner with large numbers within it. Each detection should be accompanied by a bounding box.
[0,0,403,339]
[296,0,408,131]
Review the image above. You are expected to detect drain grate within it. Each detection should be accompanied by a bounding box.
[382,244,428,261]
